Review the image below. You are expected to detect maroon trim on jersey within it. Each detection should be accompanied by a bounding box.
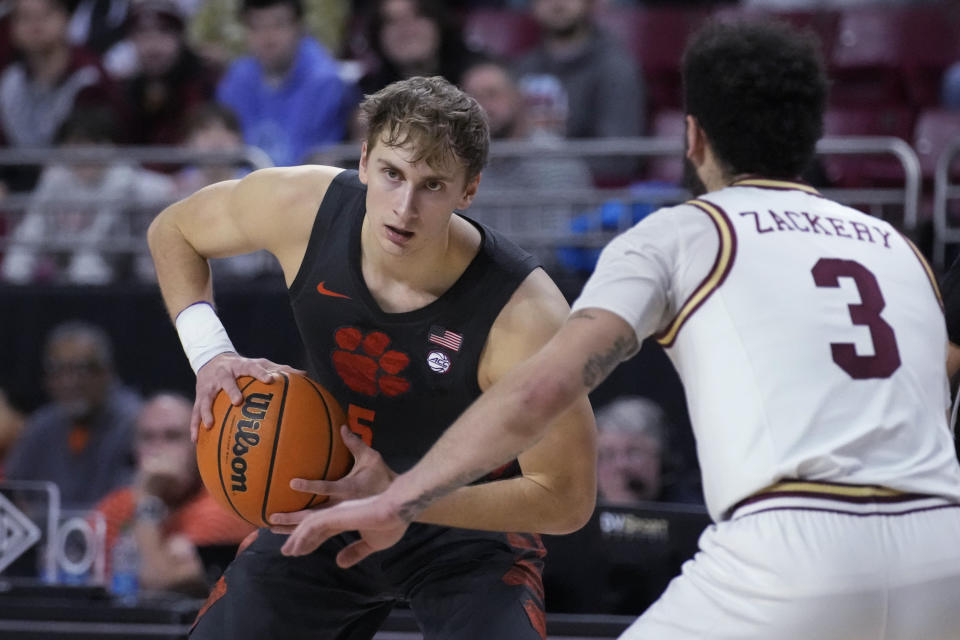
[655,199,738,348]
[730,176,827,199]
[726,478,950,520]
[732,488,931,515]
[732,502,960,521]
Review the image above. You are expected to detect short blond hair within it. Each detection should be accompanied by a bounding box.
[359,76,489,182]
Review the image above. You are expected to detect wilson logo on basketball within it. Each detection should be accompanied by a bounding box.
[198,374,352,528]
[331,327,411,397]
[230,392,273,492]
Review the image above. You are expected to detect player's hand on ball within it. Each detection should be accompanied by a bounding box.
[277,493,410,565]
[191,353,305,442]
[269,426,396,534]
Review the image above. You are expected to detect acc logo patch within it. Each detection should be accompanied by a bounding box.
[426,350,452,374]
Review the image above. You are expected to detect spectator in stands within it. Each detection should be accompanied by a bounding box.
[514,0,644,183]
[0,388,24,479]
[0,0,126,193]
[124,0,217,146]
[460,58,591,234]
[189,0,348,73]
[166,103,270,280]
[4,321,142,510]
[67,0,132,59]
[357,0,481,96]
[344,0,483,140]
[545,396,704,615]
[175,103,247,197]
[596,396,701,505]
[216,0,348,166]
[94,392,255,596]
[1,108,176,285]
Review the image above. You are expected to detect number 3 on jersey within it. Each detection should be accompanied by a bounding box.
[811,258,901,379]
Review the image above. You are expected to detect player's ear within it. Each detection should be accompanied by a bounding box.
[685,115,706,164]
[456,172,481,209]
[358,141,370,183]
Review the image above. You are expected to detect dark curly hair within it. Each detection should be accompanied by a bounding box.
[682,20,828,179]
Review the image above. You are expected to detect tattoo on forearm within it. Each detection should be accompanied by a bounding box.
[570,310,638,388]
[397,468,489,522]
[581,334,638,389]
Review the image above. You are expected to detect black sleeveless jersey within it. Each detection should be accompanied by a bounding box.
[288,170,540,475]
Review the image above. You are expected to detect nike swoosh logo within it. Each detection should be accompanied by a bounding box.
[316,281,351,299]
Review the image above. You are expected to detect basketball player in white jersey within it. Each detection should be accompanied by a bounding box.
[272,20,960,639]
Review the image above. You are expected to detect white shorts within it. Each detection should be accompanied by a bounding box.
[621,487,960,640]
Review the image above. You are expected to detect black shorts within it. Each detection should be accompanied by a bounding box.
[191,525,546,640]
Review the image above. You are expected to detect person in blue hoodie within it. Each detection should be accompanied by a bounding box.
[216,0,347,167]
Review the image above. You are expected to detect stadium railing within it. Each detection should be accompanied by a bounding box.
[931,136,960,269]
[0,145,272,254]
[0,137,919,277]
[315,136,920,273]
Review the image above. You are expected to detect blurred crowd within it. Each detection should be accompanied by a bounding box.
[0,0,649,285]
[2,0,959,286]
[0,320,255,595]
[0,318,701,611]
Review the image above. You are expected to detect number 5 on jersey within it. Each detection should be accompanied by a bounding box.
[347,403,375,446]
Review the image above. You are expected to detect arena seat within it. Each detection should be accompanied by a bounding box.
[712,6,841,60]
[829,5,960,110]
[821,106,915,187]
[0,12,12,69]
[895,5,960,110]
[829,7,909,107]
[462,9,540,59]
[913,108,960,182]
[595,7,710,115]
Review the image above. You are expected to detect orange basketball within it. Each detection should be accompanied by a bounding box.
[196,373,353,527]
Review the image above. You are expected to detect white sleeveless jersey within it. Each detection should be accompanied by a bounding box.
[573,178,960,521]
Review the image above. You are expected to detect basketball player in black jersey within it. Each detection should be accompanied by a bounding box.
[147,76,597,639]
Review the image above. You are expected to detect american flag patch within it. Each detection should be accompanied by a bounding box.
[428,326,463,352]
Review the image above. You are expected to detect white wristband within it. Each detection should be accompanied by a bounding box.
[174,302,236,374]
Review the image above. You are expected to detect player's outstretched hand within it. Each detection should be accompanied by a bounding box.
[269,426,397,534]
[191,352,306,442]
[276,493,410,566]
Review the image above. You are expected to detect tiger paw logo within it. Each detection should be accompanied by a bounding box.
[332,327,411,397]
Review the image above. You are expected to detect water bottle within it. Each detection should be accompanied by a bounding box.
[110,530,139,605]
